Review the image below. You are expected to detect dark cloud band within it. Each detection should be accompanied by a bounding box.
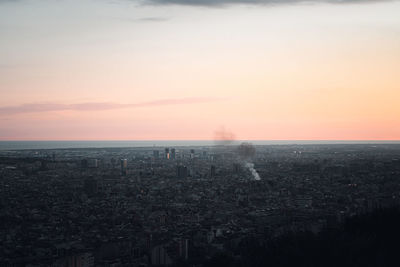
[0,0,392,6]
[146,0,393,6]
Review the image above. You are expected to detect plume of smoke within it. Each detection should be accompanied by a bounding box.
[214,126,235,146]
[237,142,261,181]
[237,142,256,160]
[213,126,236,156]
[245,162,261,181]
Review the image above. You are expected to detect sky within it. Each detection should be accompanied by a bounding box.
[0,0,399,140]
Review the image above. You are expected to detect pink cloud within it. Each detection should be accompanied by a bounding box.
[0,97,222,115]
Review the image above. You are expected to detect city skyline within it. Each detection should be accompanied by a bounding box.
[1,0,399,140]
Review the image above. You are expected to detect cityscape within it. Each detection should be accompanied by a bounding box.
[1,143,400,266]
[1,0,400,266]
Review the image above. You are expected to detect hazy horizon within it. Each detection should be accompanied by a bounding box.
[1,139,400,151]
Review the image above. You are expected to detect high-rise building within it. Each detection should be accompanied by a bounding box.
[165,148,170,160]
[190,149,195,159]
[178,238,189,260]
[153,150,160,159]
[120,158,128,176]
[176,165,188,178]
[210,165,216,177]
[171,148,176,160]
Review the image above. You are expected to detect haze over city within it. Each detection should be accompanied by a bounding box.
[1,0,399,140]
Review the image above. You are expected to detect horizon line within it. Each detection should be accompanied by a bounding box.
[1,139,400,142]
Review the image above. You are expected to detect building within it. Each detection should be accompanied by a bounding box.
[81,159,88,168]
[178,238,189,260]
[87,159,98,168]
[151,245,172,266]
[177,165,188,178]
[171,148,176,160]
[210,165,216,177]
[120,159,128,176]
[233,163,241,174]
[84,177,97,197]
[165,148,170,160]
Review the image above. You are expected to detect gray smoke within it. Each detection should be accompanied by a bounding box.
[214,126,235,146]
[245,162,261,181]
[237,142,261,181]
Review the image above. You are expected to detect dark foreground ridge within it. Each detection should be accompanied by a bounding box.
[202,207,400,267]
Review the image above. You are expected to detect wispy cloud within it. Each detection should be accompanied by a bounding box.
[137,16,170,22]
[111,16,170,23]
[0,97,222,115]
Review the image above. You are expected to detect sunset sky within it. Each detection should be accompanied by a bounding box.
[0,0,399,140]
